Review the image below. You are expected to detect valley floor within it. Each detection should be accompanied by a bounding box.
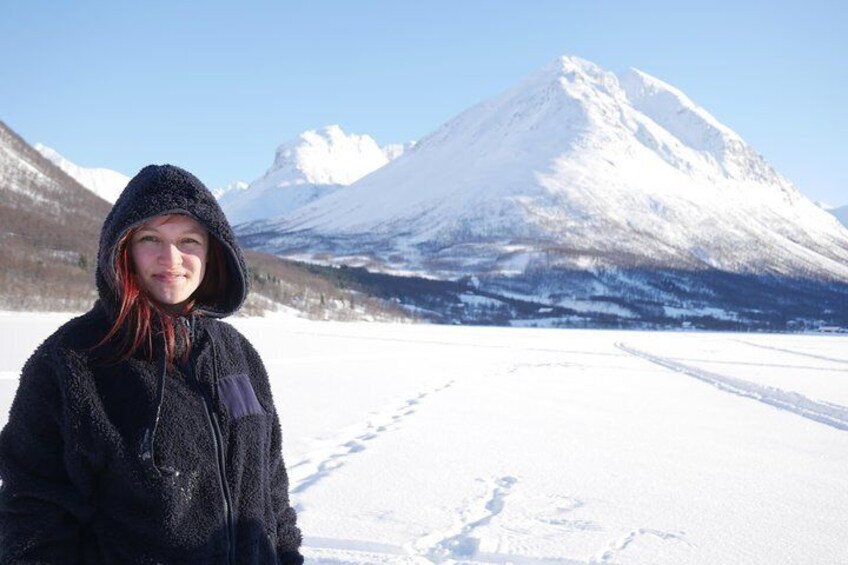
[1,312,846,564]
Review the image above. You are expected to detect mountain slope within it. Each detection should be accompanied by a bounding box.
[34,143,129,203]
[220,125,412,225]
[0,121,112,310]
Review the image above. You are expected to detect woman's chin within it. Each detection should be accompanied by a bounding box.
[150,291,191,310]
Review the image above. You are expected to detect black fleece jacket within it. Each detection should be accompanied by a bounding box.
[0,165,303,564]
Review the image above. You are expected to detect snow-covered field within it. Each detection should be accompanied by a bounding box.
[1,312,846,564]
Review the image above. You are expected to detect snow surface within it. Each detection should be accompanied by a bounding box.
[2,312,847,564]
[34,143,129,203]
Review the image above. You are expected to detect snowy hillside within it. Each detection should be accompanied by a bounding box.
[240,56,848,283]
[3,313,846,564]
[219,126,412,225]
[34,143,129,203]
[0,121,110,310]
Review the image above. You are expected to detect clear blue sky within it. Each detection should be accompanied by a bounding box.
[2,0,846,205]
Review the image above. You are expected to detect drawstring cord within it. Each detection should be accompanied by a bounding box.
[141,340,168,476]
[140,314,197,477]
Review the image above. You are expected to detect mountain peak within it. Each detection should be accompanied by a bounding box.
[219,125,412,225]
[555,54,603,74]
[316,124,350,139]
[269,125,390,186]
[213,180,249,199]
[549,55,624,100]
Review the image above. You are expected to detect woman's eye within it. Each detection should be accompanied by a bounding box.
[182,238,201,245]
[138,235,158,243]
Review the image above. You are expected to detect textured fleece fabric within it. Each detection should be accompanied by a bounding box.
[0,164,303,564]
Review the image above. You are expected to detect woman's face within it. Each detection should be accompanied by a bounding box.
[130,214,209,308]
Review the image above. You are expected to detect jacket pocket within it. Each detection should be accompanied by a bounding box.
[217,373,265,420]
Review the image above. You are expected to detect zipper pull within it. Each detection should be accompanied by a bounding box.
[179,315,194,341]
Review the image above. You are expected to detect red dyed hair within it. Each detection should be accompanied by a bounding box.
[93,224,229,366]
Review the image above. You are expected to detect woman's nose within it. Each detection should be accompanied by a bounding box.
[159,243,183,266]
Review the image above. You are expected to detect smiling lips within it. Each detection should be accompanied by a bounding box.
[153,272,188,283]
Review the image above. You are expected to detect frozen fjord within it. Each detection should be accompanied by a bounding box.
[1,313,846,564]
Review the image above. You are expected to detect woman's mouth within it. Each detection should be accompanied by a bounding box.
[153,272,187,283]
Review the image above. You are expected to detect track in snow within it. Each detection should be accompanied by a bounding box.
[595,528,694,563]
[401,475,591,564]
[288,380,456,495]
[408,476,519,562]
[617,342,848,432]
[734,339,848,365]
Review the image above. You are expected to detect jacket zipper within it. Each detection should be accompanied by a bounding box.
[188,325,236,564]
[207,404,236,564]
[211,337,237,565]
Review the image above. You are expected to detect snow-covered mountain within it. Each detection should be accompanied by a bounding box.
[241,56,848,283]
[34,143,129,203]
[233,56,848,325]
[219,125,412,226]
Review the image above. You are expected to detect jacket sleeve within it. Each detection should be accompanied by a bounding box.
[0,349,94,564]
[239,334,304,565]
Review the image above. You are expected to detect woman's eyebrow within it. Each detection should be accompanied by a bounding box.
[133,226,207,238]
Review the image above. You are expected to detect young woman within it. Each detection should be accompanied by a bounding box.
[0,165,303,564]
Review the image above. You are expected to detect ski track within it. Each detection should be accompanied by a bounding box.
[663,357,845,373]
[289,380,456,495]
[617,342,848,432]
[594,528,694,563]
[734,339,848,365]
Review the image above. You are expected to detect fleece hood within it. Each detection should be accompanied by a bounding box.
[96,164,248,318]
